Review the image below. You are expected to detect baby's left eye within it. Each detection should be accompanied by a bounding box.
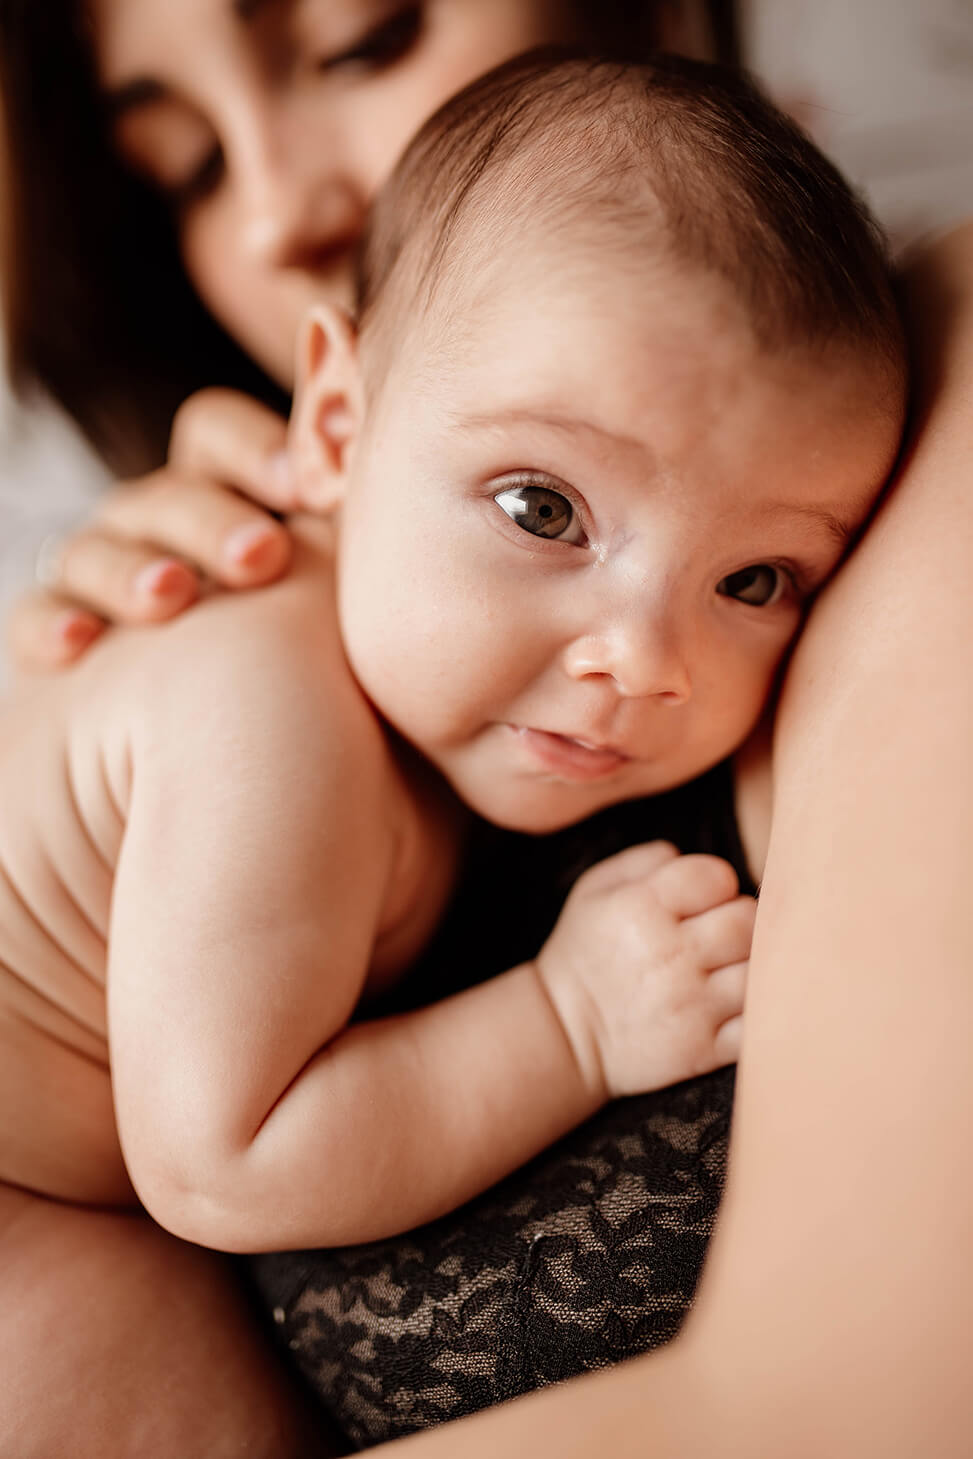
[493,483,584,543]
[717,564,785,606]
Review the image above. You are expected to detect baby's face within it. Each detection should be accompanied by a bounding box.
[331,250,903,833]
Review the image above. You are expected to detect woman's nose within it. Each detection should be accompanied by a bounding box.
[561,616,692,704]
[238,133,367,269]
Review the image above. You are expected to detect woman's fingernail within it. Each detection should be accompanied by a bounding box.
[263,449,294,503]
[134,559,193,599]
[55,611,101,646]
[224,522,281,568]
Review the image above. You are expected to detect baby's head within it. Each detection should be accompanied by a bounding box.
[291,52,906,833]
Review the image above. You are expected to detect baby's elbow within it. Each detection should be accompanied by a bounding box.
[126,1137,261,1252]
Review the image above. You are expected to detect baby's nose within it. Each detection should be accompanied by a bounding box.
[561,619,692,703]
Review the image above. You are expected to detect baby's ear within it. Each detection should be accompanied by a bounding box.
[288,304,364,513]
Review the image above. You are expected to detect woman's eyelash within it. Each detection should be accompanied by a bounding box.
[168,147,224,209]
[322,5,423,72]
[159,7,421,207]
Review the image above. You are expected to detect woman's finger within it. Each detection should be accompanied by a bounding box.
[168,388,295,510]
[96,472,292,588]
[52,529,201,623]
[6,590,106,672]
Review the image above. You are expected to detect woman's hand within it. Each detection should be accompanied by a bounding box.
[7,389,298,672]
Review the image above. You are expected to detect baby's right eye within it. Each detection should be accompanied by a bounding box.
[493,483,584,544]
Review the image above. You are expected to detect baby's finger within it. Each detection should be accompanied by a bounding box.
[55,529,200,624]
[168,389,295,509]
[650,853,740,919]
[6,589,106,672]
[97,473,291,588]
[706,960,748,1024]
[686,895,756,970]
[580,840,680,893]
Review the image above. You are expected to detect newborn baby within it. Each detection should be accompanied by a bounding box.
[0,53,904,1251]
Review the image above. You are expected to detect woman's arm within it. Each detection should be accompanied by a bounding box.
[365,222,973,1456]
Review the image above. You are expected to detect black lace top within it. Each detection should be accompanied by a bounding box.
[247,759,752,1449]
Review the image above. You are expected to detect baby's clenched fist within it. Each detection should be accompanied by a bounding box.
[534,841,753,1103]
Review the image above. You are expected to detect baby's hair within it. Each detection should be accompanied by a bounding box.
[356,50,902,371]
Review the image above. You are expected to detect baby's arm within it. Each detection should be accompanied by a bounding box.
[109,583,749,1254]
[115,706,748,1256]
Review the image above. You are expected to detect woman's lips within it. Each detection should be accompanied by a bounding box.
[509,725,630,781]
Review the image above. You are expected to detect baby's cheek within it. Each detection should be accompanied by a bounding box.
[698,653,779,750]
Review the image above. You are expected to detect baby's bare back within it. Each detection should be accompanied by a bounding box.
[0,679,132,1201]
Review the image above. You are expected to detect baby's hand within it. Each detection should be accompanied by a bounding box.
[535,842,753,1102]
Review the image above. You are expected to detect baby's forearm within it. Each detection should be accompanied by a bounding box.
[142,962,602,1252]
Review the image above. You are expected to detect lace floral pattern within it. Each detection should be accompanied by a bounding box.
[250,1069,733,1447]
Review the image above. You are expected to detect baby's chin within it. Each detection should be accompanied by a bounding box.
[455,777,652,837]
[449,751,735,836]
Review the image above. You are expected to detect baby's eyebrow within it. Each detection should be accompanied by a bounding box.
[760,501,861,550]
[452,407,649,457]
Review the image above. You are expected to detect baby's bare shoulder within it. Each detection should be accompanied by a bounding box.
[2,518,394,863]
[85,518,371,758]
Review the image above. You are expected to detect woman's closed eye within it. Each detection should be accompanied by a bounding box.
[160,6,424,207]
[319,4,423,74]
[493,481,585,544]
[716,564,789,607]
[168,145,225,211]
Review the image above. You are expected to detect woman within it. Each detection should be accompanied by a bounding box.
[1,3,971,1456]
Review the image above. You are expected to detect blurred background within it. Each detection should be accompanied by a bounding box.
[1,0,970,682]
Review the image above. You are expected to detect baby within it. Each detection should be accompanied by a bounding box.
[0,54,904,1251]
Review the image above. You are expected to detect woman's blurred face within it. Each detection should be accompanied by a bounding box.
[89,0,583,387]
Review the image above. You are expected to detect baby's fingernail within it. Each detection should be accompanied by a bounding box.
[134,559,193,599]
[55,611,101,646]
[224,521,282,568]
[263,449,294,503]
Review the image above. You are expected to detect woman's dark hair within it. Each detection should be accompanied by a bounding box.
[0,2,732,474]
[0,0,288,473]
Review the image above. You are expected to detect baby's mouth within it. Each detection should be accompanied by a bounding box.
[508,725,630,781]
